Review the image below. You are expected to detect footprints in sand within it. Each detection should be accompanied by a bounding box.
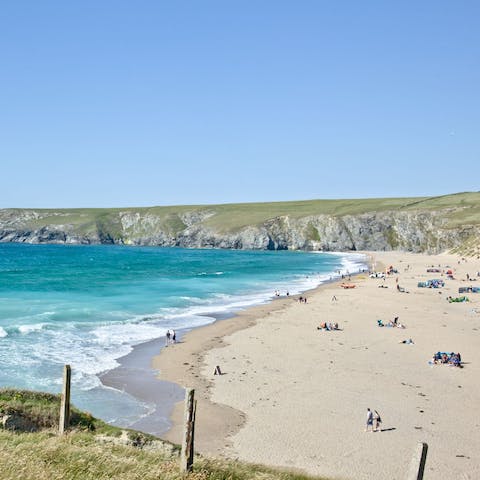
[401,382,431,431]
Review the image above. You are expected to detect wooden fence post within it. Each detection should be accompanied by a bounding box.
[191,399,197,462]
[180,388,196,473]
[59,364,71,435]
[407,442,428,480]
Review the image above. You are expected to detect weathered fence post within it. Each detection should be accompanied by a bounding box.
[58,364,71,435]
[407,442,428,480]
[180,388,196,472]
[191,399,197,461]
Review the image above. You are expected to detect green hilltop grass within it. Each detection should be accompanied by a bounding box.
[197,192,480,231]
[14,191,480,219]
[5,191,480,237]
[0,388,326,480]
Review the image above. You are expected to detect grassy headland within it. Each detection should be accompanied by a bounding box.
[8,192,480,231]
[1,192,479,253]
[0,388,325,480]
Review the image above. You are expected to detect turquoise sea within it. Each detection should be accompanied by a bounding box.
[0,243,366,429]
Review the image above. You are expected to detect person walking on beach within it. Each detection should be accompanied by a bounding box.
[365,408,374,432]
[373,410,382,432]
[165,330,171,346]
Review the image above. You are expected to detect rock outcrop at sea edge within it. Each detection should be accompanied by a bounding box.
[0,198,478,254]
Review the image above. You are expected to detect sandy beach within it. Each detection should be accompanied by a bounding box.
[153,251,480,480]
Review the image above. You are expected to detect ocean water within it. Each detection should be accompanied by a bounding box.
[0,243,366,428]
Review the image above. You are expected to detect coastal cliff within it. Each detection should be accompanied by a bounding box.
[1,192,479,254]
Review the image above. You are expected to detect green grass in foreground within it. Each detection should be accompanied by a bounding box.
[0,388,116,434]
[0,389,327,480]
[0,432,324,480]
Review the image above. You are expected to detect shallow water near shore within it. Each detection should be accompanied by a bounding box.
[0,243,366,430]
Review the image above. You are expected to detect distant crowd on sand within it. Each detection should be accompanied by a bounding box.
[373,262,469,368]
[364,260,469,429]
[212,259,469,437]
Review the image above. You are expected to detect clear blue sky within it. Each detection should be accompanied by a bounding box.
[1,1,479,208]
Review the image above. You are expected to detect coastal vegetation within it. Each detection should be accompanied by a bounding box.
[0,388,324,480]
[0,192,479,253]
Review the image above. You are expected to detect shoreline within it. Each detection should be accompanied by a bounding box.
[153,251,480,479]
[98,252,369,444]
[99,336,184,436]
[152,258,371,456]
[98,311,238,436]
[153,293,320,455]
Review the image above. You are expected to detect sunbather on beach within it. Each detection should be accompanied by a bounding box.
[432,351,463,367]
[450,354,461,367]
[317,322,339,331]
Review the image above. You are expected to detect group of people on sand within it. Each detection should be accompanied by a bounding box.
[431,351,462,367]
[274,289,290,297]
[365,408,382,432]
[317,322,339,331]
[165,329,176,345]
[377,316,405,328]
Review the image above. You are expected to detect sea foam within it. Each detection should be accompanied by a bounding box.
[18,323,49,334]
[0,243,368,429]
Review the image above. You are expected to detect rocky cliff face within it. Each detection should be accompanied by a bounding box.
[0,206,476,254]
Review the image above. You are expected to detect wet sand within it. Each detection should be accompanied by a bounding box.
[99,311,243,437]
[100,336,184,436]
